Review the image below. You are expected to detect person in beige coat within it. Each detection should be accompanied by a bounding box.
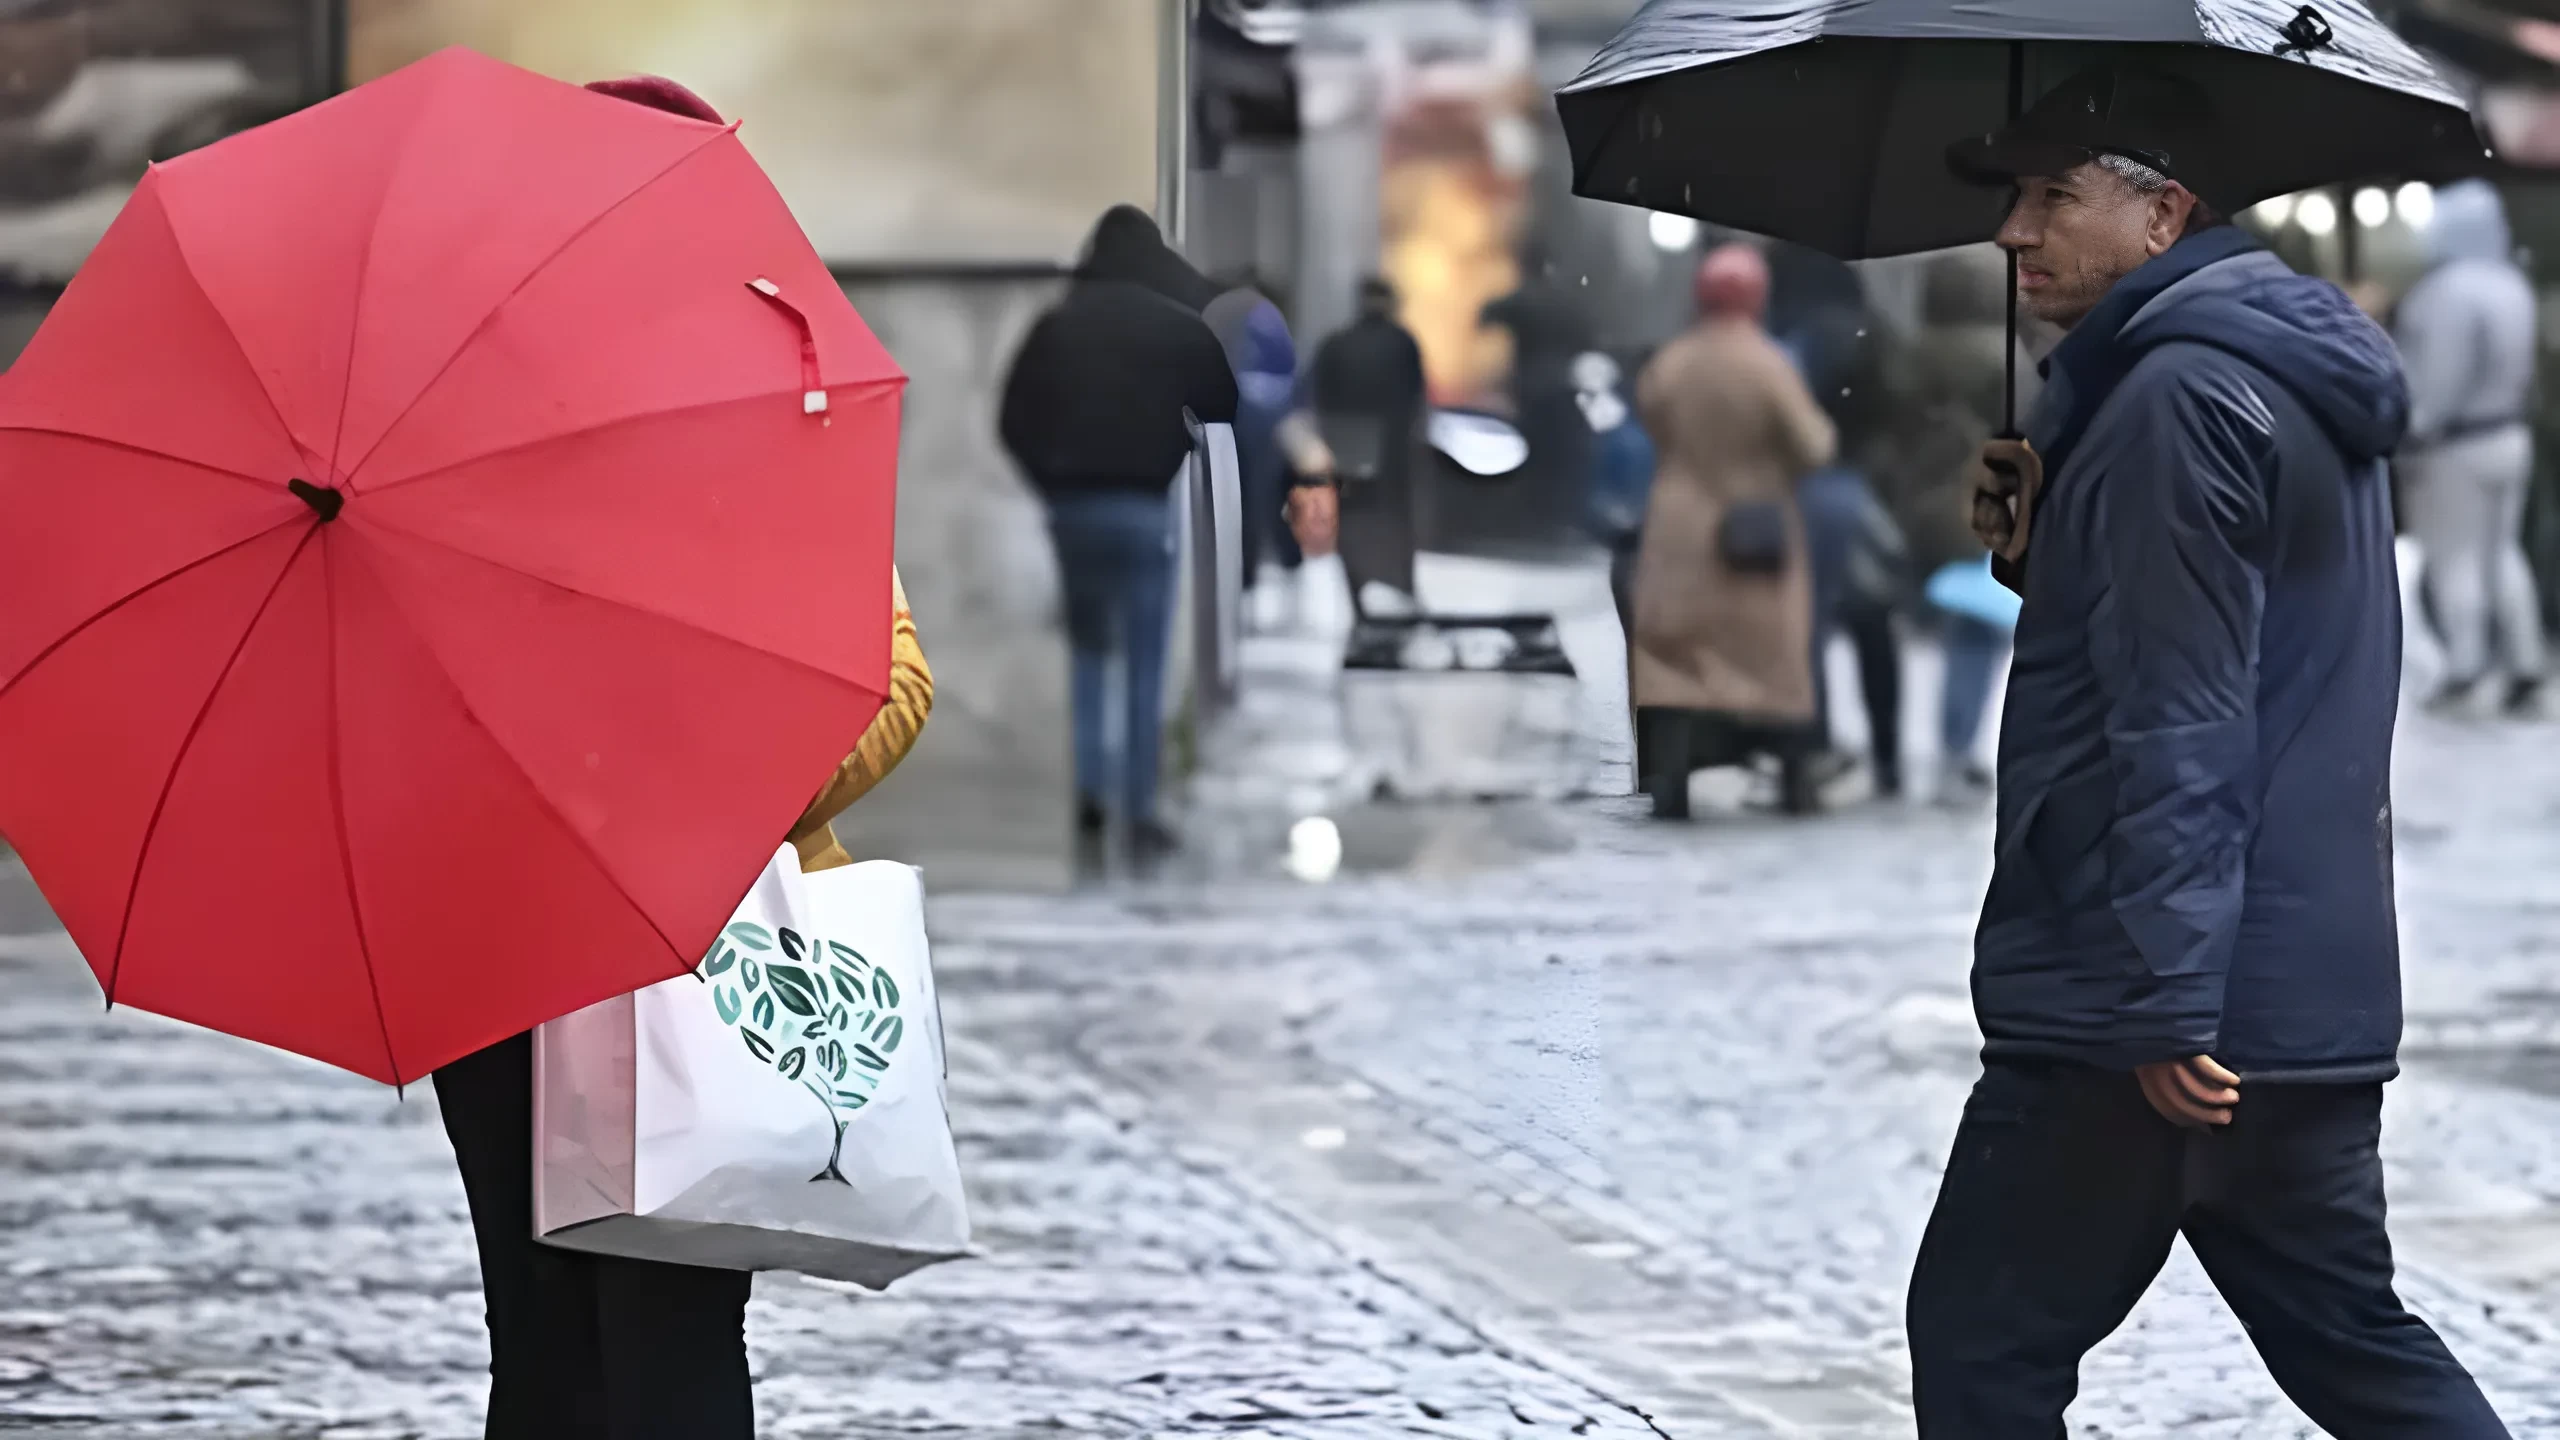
[1630,243,1838,817]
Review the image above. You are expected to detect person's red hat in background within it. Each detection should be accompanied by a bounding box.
[584,75,724,125]
[1695,242,1770,322]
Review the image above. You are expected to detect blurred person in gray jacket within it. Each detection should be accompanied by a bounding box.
[2395,179,2545,714]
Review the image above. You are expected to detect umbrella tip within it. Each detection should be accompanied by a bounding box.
[288,479,345,522]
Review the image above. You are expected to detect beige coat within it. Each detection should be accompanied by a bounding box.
[1630,318,1836,721]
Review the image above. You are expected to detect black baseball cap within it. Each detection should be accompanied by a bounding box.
[1947,64,2221,200]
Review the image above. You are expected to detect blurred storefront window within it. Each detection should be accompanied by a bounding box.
[0,0,321,302]
[349,0,1165,268]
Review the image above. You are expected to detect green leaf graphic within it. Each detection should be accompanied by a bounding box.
[827,941,859,963]
[741,957,762,990]
[767,964,820,1017]
[742,1031,775,1063]
[713,986,743,1025]
[751,992,777,1031]
[779,928,806,962]
[778,1047,806,1080]
[729,923,774,951]
[872,970,900,1009]
[830,966,862,1004]
[703,946,737,976]
[852,1043,888,1072]
[874,1014,904,1054]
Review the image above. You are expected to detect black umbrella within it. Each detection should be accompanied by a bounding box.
[1558,1,2486,428]
[1560,0,2480,257]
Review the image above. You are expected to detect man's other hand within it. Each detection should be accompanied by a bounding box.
[1288,484,1339,557]
[2135,1055,2240,1129]
[1972,437,2044,563]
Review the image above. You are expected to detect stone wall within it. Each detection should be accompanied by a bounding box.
[825,275,1080,892]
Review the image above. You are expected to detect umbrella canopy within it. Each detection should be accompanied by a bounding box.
[0,48,903,1085]
[1560,0,2485,259]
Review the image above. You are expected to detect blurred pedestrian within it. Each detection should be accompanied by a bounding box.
[2395,179,2545,716]
[1629,243,1836,818]
[1206,271,1305,630]
[1909,71,2510,1438]
[1576,349,1656,627]
[1791,305,1908,798]
[1874,246,2040,802]
[1482,248,1597,530]
[1286,277,1426,611]
[999,205,1238,858]
[429,77,941,1440]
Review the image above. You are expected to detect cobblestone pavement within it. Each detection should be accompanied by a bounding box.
[938,702,2560,1438]
[12,578,2560,1436]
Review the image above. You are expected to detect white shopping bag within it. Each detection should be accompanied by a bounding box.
[533,847,969,1289]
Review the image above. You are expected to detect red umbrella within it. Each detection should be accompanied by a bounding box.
[0,48,902,1085]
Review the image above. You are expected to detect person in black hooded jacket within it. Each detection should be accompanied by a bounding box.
[999,206,1237,858]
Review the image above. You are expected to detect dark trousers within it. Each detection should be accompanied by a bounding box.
[1813,600,1901,789]
[1908,1062,2507,1439]
[435,1033,756,1440]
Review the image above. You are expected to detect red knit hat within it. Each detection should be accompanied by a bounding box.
[584,75,724,125]
[1695,243,1770,321]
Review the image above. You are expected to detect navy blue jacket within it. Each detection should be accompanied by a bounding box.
[1978,228,2407,1082]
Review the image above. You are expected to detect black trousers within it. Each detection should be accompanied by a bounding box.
[1812,599,1902,789]
[435,1033,756,1440]
[1908,1061,2507,1439]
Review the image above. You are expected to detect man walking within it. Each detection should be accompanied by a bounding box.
[2395,179,2546,715]
[1907,66,2510,1436]
[999,206,1238,861]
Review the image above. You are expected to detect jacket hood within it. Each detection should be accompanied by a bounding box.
[1078,204,1220,311]
[2125,249,2410,463]
[2425,180,2513,268]
[1241,300,1296,378]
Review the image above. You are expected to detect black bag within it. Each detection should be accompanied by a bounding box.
[1716,500,1790,574]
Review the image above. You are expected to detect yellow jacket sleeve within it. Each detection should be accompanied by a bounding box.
[790,569,933,872]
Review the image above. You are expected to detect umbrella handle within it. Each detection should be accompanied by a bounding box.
[746,277,829,417]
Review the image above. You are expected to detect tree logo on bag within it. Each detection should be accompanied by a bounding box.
[698,920,906,1185]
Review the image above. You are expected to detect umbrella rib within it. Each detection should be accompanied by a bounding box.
[322,539,405,1087]
[334,541,697,979]
[338,130,734,492]
[346,379,902,504]
[101,523,321,1009]
[1852,44,1908,256]
[322,80,427,488]
[0,426,292,498]
[354,513,891,699]
[0,517,304,702]
[151,178,323,482]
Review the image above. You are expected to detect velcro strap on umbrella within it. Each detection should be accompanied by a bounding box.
[747,277,827,415]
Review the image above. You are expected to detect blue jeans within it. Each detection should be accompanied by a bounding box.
[1047,492,1176,824]
[1940,613,2008,761]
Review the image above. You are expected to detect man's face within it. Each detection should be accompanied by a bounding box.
[1996,161,2197,329]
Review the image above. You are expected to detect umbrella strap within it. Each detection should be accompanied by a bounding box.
[747,277,829,415]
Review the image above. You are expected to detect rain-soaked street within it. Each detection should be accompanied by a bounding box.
[10,578,2560,1439]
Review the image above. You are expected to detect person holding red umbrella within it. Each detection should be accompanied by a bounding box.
[431,70,938,1440]
[0,52,923,1439]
